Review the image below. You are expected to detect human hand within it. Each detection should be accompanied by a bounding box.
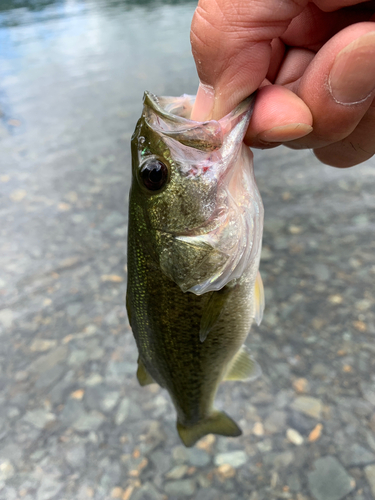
[190,0,375,167]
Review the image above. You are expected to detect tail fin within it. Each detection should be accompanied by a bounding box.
[177,410,242,447]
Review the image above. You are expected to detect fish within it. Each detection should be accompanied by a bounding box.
[126,91,264,447]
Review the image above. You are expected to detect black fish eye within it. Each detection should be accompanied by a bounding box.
[140,159,169,192]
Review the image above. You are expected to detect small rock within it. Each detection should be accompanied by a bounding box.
[293,378,310,393]
[311,363,330,377]
[342,444,375,466]
[130,482,165,500]
[365,464,375,497]
[289,225,303,234]
[165,465,189,480]
[164,479,196,497]
[37,476,63,500]
[252,422,264,436]
[115,398,130,425]
[59,399,85,427]
[149,450,171,475]
[264,411,286,434]
[261,247,273,260]
[216,464,236,480]
[361,382,375,406]
[0,309,13,330]
[186,448,210,467]
[68,350,89,366]
[30,339,57,352]
[85,374,103,386]
[110,487,123,498]
[314,264,331,281]
[35,365,65,390]
[370,413,375,434]
[65,444,86,468]
[308,456,355,500]
[101,391,120,412]
[172,446,189,464]
[328,294,343,304]
[23,409,56,429]
[263,451,294,469]
[140,421,166,453]
[287,472,301,492]
[291,396,322,419]
[30,346,68,374]
[214,451,247,468]
[70,389,85,400]
[257,439,273,453]
[194,488,219,500]
[196,434,216,454]
[287,428,304,445]
[100,212,126,231]
[0,460,15,481]
[308,424,323,442]
[7,407,20,419]
[14,371,28,382]
[73,411,105,432]
[67,303,81,317]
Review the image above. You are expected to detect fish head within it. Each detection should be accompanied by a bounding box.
[130,91,263,294]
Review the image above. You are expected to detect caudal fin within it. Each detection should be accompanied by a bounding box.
[177,410,242,447]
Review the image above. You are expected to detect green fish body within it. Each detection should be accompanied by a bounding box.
[126,92,264,447]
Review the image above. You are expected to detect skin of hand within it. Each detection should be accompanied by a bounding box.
[190,0,375,167]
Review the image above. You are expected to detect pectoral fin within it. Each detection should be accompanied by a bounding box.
[254,271,265,326]
[177,410,242,447]
[224,346,262,382]
[136,359,156,386]
[199,286,232,342]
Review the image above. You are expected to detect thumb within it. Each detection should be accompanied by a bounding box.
[190,0,306,120]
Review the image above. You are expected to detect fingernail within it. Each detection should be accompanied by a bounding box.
[257,123,313,143]
[329,31,375,104]
[190,83,215,121]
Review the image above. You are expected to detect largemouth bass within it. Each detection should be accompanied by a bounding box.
[126,92,264,447]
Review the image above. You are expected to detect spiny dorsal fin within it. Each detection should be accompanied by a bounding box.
[224,346,262,382]
[254,271,265,326]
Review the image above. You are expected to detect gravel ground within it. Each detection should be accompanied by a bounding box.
[0,1,374,499]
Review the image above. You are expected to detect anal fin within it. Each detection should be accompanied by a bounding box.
[177,410,242,447]
[224,346,261,382]
[136,359,156,386]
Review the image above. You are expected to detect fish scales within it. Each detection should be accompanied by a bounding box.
[127,92,264,446]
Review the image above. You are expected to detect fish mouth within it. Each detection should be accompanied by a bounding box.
[143,92,223,152]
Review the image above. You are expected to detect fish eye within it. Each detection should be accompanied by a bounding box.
[140,159,169,192]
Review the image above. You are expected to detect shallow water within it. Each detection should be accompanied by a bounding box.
[1,1,375,499]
